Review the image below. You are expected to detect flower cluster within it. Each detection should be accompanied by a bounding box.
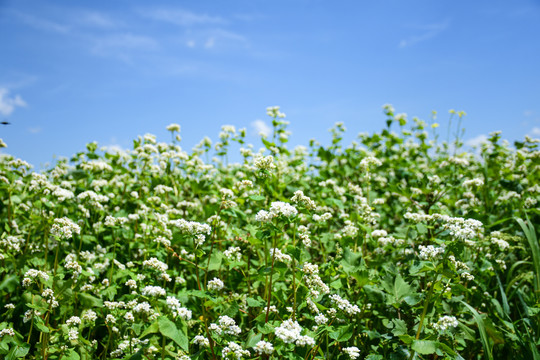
[432,315,459,331]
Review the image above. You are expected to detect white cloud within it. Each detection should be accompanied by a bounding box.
[0,88,27,116]
[200,29,246,49]
[251,119,271,137]
[530,127,540,136]
[205,37,215,49]
[524,110,533,117]
[101,137,127,154]
[399,21,449,48]
[28,127,42,134]
[12,10,70,33]
[91,33,159,60]
[78,11,118,28]
[465,134,488,148]
[138,8,225,27]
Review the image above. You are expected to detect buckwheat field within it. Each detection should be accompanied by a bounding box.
[0,106,539,359]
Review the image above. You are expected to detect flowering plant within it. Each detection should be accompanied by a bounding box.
[0,106,538,359]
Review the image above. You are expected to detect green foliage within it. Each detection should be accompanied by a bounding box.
[0,106,538,359]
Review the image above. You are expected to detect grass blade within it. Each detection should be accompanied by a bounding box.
[516,217,540,299]
[461,301,493,360]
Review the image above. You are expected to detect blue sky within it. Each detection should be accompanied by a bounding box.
[1,0,540,168]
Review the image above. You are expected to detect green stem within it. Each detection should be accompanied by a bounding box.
[161,335,166,360]
[408,277,438,360]
[27,296,34,344]
[265,236,277,323]
[109,229,118,282]
[292,223,297,321]
[53,239,60,275]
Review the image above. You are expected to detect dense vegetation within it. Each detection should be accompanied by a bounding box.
[0,106,539,359]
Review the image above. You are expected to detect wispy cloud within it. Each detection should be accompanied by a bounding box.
[101,137,128,154]
[191,29,247,50]
[465,134,488,148]
[530,127,540,136]
[90,33,159,60]
[0,88,27,116]
[28,127,42,134]
[11,10,70,33]
[251,119,271,137]
[138,8,225,27]
[399,20,449,48]
[205,37,216,49]
[76,10,119,29]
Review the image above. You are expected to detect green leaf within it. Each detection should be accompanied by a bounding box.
[329,324,354,342]
[64,349,81,360]
[340,247,363,275]
[33,317,50,333]
[249,195,265,201]
[329,279,342,289]
[461,301,493,360]
[245,332,262,348]
[223,303,239,317]
[140,321,160,338]
[365,355,383,360]
[6,344,30,359]
[416,223,427,235]
[78,293,103,308]
[392,319,407,336]
[0,275,19,293]
[411,340,438,355]
[101,285,117,301]
[246,297,263,307]
[382,274,416,305]
[257,322,275,334]
[123,350,144,360]
[517,217,540,296]
[158,316,188,351]
[208,252,222,271]
[286,245,301,261]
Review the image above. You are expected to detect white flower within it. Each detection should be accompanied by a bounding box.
[359,156,382,171]
[211,315,242,336]
[253,155,276,171]
[274,319,302,344]
[68,328,79,341]
[192,335,209,347]
[253,340,274,355]
[269,201,298,217]
[50,217,81,239]
[343,346,361,359]
[66,316,81,327]
[166,123,181,132]
[433,315,459,331]
[315,314,328,325]
[0,328,15,337]
[82,310,97,322]
[125,279,137,289]
[371,229,387,238]
[329,294,361,316]
[224,247,242,262]
[418,245,445,260]
[142,285,166,297]
[143,257,168,272]
[255,210,274,222]
[295,335,315,347]
[222,341,250,359]
[291,190,316,209]
[207,278,224,291]
[270,248,292,263]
